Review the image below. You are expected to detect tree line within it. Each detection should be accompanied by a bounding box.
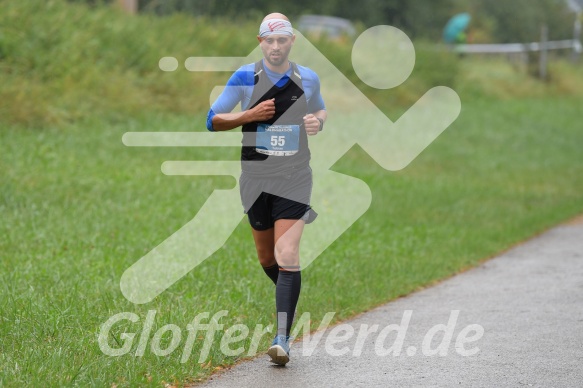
[71,0,577,42]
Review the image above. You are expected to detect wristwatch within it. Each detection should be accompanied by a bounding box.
[317,117,324,131]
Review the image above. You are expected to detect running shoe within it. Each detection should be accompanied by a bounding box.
[267,335,290,365]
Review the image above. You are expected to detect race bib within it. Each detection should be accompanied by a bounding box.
[256,124,300,156]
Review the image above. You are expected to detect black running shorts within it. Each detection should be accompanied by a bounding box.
[239,166,317,231]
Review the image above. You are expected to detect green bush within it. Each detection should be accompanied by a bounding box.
[0,0,258,128]
[1,0,581,129]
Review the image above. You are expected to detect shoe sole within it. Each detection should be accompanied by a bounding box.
[267,345,290,365]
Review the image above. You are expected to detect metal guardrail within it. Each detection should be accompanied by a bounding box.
[454,39,582,54]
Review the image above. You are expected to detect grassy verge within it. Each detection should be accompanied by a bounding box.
[6,0,582,130]
[1,95,583,386]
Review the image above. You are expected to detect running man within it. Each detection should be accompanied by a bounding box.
[206,12,326,365]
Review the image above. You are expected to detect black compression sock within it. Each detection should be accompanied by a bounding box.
[262,263,279,285]
[276,269,301,337]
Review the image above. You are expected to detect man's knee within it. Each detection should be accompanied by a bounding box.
[256,248,276,267]
[275,244,299,266]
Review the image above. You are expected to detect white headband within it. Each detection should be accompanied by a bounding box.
[259,19,293,37]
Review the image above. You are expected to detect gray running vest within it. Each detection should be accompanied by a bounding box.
[241,61,310,175]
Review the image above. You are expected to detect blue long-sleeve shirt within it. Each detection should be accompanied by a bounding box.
[206,59,326,131]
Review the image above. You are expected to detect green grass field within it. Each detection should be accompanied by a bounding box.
[2,1,583,386]
[1,95,583,386]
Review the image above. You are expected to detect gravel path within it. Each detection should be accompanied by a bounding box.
[199,218,583,387]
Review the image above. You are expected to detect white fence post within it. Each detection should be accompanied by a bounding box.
[574,12,582,62]
[539,25,548,80]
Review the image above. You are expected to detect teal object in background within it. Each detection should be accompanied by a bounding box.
[443,13,471,43]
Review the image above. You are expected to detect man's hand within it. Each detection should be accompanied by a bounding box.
[303,114,321,136]
[211,98,276,131]
[249,98,276,122]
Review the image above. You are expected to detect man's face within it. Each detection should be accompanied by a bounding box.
[258,34,295,67]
